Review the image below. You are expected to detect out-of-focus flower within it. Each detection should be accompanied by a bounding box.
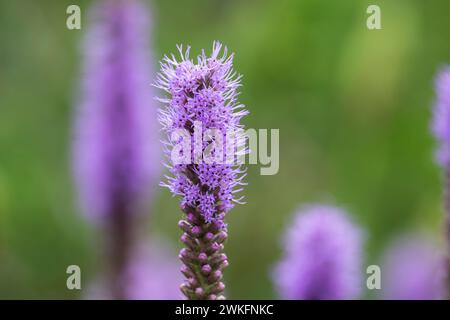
[431,67,450,298]
[72,0,159,299]
[273,205,364,300]
[73,0,159,223]
[432,67,450,167]
[381,235,445,300]
[155,42,248,299]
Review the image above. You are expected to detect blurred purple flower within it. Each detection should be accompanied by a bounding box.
[88,241,183,300]
[273,205,364,300]
[432,67,450,167]
[155,42,248,299]
[431,67,450,298]
[73,0,159,222]
[381,235,445,300]
[72,0,159,299]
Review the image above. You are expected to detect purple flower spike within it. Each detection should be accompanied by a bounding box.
[155,42,248,300]
[381,235,445,300]
[431,67,450,296]
[432,67,450,167]
[73,0,159,299]
[273,205,363,300]
[73,0,159,222]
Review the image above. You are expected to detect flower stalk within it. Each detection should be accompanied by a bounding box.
[155,42,248,300]
[178,204,228,299]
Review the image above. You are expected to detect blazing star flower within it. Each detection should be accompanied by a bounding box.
[273,205,364,300]
[72,0,159,299]
[432,67,450,167]
[73,0,159,223]
[155,42,248,299]
[431,67,450,297]
[381,235,445,300]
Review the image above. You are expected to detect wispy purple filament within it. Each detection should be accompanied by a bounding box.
[156,42,248,224]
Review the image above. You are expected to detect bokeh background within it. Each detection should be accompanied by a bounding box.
[1,0,450,299]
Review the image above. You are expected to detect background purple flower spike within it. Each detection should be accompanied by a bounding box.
[155,42,248,300]
[273,205,364,300]
[431,67,450,297]
[432,67,450,167]
[381,234,445,300]
[72,0,159,299]
[73,0,159,223]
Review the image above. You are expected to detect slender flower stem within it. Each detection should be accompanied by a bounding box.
[106,202,135,300]
[178,205,227,300]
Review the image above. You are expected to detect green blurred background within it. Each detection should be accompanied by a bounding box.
[1,0,450,299]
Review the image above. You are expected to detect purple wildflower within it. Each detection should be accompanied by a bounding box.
[72,0,159,299]
[273,205,363,300]
[431,67,450,296]
[155,42,248,299]
[432,67,450,167]
[381,235,445,300]
[73,0,159,221]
